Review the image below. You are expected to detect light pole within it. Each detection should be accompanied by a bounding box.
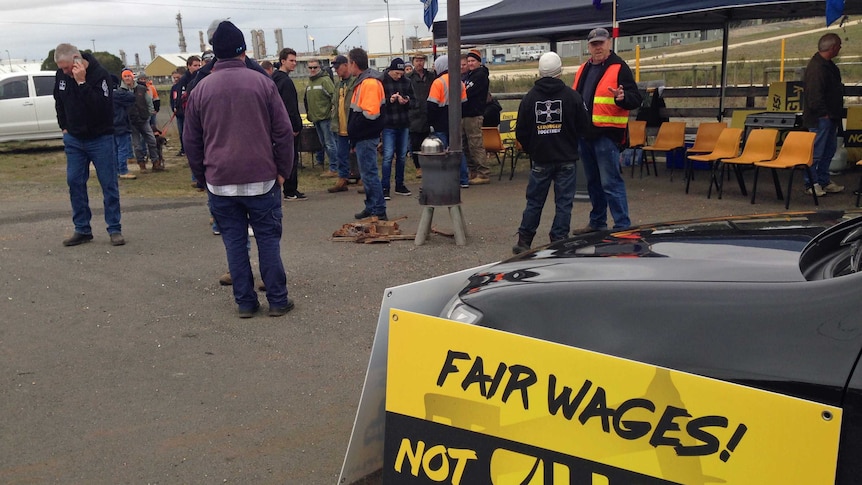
[414,25,418,50]
[91,39,95,52]
[304,25,309,55]
[5,50,11,71]
[383,0,392,55]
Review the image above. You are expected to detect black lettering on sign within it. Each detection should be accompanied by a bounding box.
[436,351,537,410]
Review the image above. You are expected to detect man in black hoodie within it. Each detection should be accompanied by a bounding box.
[53,43,124,247]
[272,47,306,200]
[462,49,492,184]
[513,52,588,254]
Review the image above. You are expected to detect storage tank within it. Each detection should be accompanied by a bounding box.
[367,17,405,55]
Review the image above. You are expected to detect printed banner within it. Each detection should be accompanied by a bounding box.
[766,81,804,112]
[385,310,841,484]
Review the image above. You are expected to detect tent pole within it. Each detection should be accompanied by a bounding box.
[447,0,462,152]
[718,21,729,122]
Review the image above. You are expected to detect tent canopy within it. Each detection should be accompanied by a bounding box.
[432,0,859,44]
[432,0,612,45]
[619,0,859,35]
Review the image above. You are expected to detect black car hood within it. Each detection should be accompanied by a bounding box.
[455,210,862,408]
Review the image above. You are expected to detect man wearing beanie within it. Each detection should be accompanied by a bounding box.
[572,27,641,233]
[513,52,588,254]
[380,57,416,199]
[462,49,492,185]
[183,20,296,318]
[406,53,436,178]
[426,55,470,187]
[347,47,388,220]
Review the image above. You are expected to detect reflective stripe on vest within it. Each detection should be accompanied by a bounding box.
[427,74,451,107]
[350,77,384,120]
[573,63,629,129]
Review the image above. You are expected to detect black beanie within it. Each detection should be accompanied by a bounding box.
[388,58,405,71]
[211,21,246,60]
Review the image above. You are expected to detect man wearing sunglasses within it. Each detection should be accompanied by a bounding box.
[304,60,338,178]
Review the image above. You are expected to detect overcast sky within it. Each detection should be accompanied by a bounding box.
[0,0,498,65]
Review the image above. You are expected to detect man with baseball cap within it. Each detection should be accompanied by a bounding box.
[571,27,641,233]
[327,55,357,193]
[407,53,436,178]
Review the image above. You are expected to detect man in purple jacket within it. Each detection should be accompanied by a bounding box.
[183,21,295,318]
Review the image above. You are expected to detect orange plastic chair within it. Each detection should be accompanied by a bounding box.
[717,129,778,199]
[482,127,515,180]
[626,120,649,178]
[641,121,686,180]
[687,127,743,197]
[687,122,727,156]
[750,131,818,209]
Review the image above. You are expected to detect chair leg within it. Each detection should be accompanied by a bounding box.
[707,161,720,199]
[508,148,517,180]
[733,165,748,196]
[770,169,784,201]
[684,156,692,194]
[750,166,760,204]
[857,172,862,208]
[496,152,503,181]
[784,169,794,210]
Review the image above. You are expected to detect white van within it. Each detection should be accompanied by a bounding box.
[0,71,63,143]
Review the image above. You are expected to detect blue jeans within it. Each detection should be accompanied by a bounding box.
[432,131,470,186]
[335,135,351,179]
[579,136,631,230]
[208,184,288,311]
[176,115,185,152]
[806,118,839,187]
[64,133,122,235]
[381,127,409,190]
[354,138,386,216]
[114,133,133,175]
[518,162,578,242]
[315,120,338,172]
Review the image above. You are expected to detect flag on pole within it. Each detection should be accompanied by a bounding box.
[826,0,845,26]
[422,0,438,29]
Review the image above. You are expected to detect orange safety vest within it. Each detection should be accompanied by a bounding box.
[146,81,159,102]
[350,76,384,120]
[427,73,466,107]
[573,63,629,129]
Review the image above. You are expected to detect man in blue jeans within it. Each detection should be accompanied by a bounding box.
[802,32,845,197]
[572,28,641,233]
[53,43,125,247]
[380,57,416,199]
[513,52,588,254]
[347,47,387,220]
[184,21,295,318]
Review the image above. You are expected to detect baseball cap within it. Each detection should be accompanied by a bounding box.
[332,55,348,67]
[587,28,610,43]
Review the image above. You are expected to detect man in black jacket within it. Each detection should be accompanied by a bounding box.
[272,47,306,201]
[462,49,492,184]
[802,33,845,197]
[406,53,436,177]
[513,52,588,254]
[53,43,124,247]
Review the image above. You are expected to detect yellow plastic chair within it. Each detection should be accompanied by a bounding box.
[482,127,515,181]
[750,131,818,209]
[717,129,778,199]
[641,121,686,180]
[626,120,649,178]
[686,127,743,197]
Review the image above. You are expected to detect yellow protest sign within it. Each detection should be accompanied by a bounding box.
[766,81,804,112]
[385,310,841,484]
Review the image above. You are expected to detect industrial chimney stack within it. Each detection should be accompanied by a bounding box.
[176,12,187,53]
[134,53,141,69]
[199,31,206,52]
[149,44,157,62]
[251,30,266,59]
[119,50,127,66]
[274,28,284,53]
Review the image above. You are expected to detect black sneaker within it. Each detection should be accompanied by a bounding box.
[284,191,308,201]
[395,185,412,196]
[355,208,372,219]
[383,188,391,200]
[377,212,388,221]
[63,232,93,247]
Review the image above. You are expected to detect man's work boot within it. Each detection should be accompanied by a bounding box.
[512,233,533,255]
[219,272,232,286]
[138,162,148,174]
[328,178,349,193]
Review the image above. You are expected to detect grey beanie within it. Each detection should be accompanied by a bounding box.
[538,52,562,78]
[434,55,448,74]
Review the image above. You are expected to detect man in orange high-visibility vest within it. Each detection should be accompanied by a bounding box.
[572,28,641,233]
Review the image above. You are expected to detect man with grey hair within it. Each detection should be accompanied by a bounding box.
[53,43,125,247]
[802,32,845,197]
